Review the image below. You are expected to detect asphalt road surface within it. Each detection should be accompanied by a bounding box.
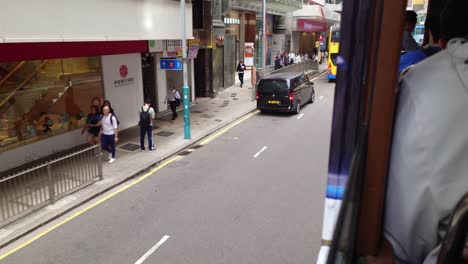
[0,73,335,264]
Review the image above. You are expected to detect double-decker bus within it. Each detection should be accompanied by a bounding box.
[327,26,340,82]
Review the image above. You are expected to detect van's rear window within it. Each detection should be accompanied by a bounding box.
[258,79,288,93]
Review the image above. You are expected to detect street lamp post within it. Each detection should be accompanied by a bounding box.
[180,0,191,139]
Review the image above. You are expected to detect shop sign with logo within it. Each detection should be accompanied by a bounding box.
[297,19,327,32]
[114,65,135,87]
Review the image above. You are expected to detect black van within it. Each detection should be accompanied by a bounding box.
[256,72,315,114]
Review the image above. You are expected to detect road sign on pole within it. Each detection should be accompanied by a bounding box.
[181,0,191,139]
[160,59,182,70]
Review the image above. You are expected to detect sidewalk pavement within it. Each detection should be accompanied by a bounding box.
[0,64,327,248]
[0,71,257,247]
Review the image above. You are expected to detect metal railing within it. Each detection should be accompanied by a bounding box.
[0,145,102,228]
[271,60,319,76]
[255,60,319,82]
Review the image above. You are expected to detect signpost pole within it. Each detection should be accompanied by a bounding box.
[181,0,191,139]
[262,0,267,71]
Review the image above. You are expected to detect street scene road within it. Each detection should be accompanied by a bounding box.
[0,73,335,264]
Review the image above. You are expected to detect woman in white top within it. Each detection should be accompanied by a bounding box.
[100,105,119,163]
[165,87,181,123]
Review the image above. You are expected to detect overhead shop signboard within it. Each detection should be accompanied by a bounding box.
[297,19,327,32]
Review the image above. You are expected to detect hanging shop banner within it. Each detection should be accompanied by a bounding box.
[244,43,254,67]
[187,39,200,59]
[297,19,327,32]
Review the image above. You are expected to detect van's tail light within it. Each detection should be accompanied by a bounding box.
[289,92,294,102]
[328,63,332,74]
[256,91,259,100]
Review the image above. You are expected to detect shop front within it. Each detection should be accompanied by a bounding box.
[291,4,340,56]
[0,41,148,172]
[295,19,328,56]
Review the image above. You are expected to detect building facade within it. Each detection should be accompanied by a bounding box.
[0,0,194,171]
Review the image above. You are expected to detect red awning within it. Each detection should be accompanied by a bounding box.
[0,41,148,62]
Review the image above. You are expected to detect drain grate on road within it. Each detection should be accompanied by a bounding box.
[200,114,215,119]
[119,143,141,152]
[190,144,203,149]
[192,110,204,113]
[215,119,222,122]
[156,131,174,137]
[178,150,192,156]
[232,98,238,100]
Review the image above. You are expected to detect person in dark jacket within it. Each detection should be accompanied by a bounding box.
[82,105,101,145]
[236,59,246,87]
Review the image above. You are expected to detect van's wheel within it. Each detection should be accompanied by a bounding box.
[293,101,301,114]
[309,91,315,104]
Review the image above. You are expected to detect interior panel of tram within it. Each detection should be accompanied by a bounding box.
[324,0,468,263]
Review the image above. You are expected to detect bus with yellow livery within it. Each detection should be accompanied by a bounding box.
[328,26,340,82]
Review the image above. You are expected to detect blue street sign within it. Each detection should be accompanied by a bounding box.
[160,59,182,70]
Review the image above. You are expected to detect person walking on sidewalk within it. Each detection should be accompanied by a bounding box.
[139,99,156,151]
[236,59,246,87]
[100,105,119,163]
[165,87,181,123]
[82,105,101,145]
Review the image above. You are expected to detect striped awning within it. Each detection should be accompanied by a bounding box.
[230,0,303,16]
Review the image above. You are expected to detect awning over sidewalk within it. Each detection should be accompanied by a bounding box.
[230,0,303,16]
[292,4,341,31]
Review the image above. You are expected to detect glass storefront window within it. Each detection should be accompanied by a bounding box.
[0,57,104,152]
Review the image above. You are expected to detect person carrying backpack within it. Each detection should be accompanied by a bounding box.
[139,98,156,151]
[100,105,119,163]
